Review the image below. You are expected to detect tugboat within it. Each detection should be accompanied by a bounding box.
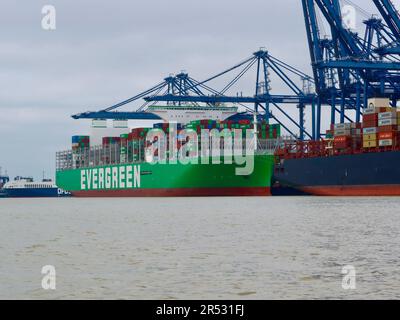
[2,176,71,198]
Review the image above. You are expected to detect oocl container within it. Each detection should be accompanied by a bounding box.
[378,111,397,120]
[363,127,377,134]
[379,139,394,147]
[334,129,351,136]
[334,123,352,130]
[378,118,397,126]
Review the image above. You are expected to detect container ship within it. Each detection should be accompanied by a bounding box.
[56,116,281,197]
[273,98,400,196]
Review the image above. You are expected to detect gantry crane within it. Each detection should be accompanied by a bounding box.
[72,50,317,140]
[73,1,400,141]
[302,0,400,138]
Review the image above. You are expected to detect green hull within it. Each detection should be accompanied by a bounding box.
[56,154,274,197]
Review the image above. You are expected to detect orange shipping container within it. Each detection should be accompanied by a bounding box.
[378,132,397,140]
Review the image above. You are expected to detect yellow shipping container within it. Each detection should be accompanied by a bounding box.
[363,140,377,148]
[363,134,377,141]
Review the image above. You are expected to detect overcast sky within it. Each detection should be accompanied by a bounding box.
[0,0,383,179]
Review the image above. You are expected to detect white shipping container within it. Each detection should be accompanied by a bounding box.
[334,129,351,136]
[334,123,352,130]
[378,111,397,120]
[379,139,394,147]
[363,127,377,134]
[378,118,397,126]
[363,108,378,115]
[368,98,390,109]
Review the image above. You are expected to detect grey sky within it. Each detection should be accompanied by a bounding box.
[0,0,382,179]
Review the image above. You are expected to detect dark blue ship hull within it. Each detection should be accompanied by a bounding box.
[273,150,400,196]
[3,188,71,198]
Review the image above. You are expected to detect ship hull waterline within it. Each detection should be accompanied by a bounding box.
[273,150,400,196]
[72,187,270,197]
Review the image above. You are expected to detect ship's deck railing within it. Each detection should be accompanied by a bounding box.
[56,138,281,171]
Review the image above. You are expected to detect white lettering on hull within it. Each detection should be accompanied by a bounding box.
[80,165,141,190]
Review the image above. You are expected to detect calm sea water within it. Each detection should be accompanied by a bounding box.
[0,197,400,299]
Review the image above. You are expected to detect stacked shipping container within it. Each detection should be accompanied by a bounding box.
[362,106,400,149]
[378,110,398,147]
[332,123,362,153]
[326,102,400,153]
[120,133,129,163]
[277,98,400,161]
[102,137,121,146]
[71,136,90,168]
[72,136,90,151]
[71,119,281,165]
[362,107,380,148]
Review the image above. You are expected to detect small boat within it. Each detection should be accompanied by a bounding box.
[2,176,71,198]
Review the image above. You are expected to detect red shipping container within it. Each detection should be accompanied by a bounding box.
[334,136,352,142]
[334,143,351,149]
[363,120,378,128]
[363,114,379,122]
[378,125,397,132]
[334,136,352,149]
